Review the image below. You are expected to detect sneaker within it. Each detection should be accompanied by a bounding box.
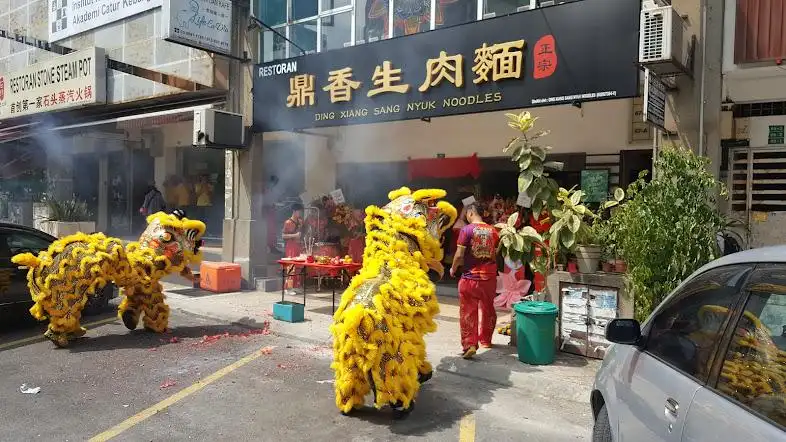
[462,346,477,360]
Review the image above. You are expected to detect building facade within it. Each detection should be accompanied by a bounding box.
[720,0,786,248]
[0,0,234,238]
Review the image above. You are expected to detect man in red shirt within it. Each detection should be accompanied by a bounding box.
[450,202,500,359]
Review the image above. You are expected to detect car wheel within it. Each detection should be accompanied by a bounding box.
[592,404,613,442]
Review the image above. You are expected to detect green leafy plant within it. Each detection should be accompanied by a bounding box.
[495,212,545,265]
[613,144,729,321]
[548,187,624,256]
[43,195,93,222]
[504,111,563,218]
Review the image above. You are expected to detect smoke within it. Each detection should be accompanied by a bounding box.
[27,113,75,200]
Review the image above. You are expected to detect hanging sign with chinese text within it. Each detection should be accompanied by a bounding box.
[252,0,639,132]
[0,47,107,121]
[49,0,163,43]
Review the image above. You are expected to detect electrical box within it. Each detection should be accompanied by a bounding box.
[193,108,246,148]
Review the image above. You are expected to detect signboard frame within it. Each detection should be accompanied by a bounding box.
[768,124,785,145]
[252,0,640,132]
[49,0,163,43]
[162,0,233,56]
[643,68,666,129]
[580,169,609,203]
[0,47,107,121]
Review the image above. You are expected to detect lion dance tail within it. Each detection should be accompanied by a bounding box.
[11,253,46,320]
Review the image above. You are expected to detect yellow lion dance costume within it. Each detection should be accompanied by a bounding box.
[330,187,457,419]
[11,210,206,348]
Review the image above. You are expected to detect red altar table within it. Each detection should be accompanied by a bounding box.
[277,260,362,313]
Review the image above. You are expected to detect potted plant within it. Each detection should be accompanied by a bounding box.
[546,186,624,274]
[38,195,95,238]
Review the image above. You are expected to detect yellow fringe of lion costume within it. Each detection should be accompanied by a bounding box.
[330,187,457,418]
[12,210,206,348]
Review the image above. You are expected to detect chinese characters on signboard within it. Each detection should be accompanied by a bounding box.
[252,0,640,131]
[0,47,107,121]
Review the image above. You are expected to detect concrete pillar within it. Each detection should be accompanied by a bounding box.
[304,134,337,198]
[221,4,268,285]
[154,145,177,189]
[97,155,109,231]
[45,135,74,199]
[668,0,724,179]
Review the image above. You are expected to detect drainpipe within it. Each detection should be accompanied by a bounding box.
[698,0,708,156]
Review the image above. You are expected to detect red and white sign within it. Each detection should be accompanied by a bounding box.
[0,47,106,121]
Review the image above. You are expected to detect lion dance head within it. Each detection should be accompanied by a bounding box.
[367,187,457,281]
[129,209,207,279]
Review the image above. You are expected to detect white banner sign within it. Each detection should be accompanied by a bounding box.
[163,0,233,55]
[50,0,163,42]
[0,47,106,121]
[330,189,345,204]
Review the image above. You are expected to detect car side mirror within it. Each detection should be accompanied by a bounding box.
[606,318,642,345]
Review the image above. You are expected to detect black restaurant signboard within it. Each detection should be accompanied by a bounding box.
[252,0,640,132]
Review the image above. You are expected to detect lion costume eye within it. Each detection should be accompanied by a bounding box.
[161,232,172,242]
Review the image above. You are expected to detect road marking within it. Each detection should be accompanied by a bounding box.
[89,347,268,442]
[0,316,117,350]
[459,414,475,442]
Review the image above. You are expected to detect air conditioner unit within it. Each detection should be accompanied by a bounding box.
[639,6,690,76]
[193,108,246,148]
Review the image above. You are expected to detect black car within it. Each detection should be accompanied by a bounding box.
[0,223,115,322]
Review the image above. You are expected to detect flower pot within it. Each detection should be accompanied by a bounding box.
[602,262,613,273]
[567,261,578,273]
[614,260,628,273]
[556,264,565,271]
[39,221,96,238]
[575,245,602,274]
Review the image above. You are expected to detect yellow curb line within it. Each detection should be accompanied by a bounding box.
[459,413,476,442]
[0,316,117,350]
[89,347,268,442]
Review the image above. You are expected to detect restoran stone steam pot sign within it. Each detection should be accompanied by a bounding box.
[0,47,107,121]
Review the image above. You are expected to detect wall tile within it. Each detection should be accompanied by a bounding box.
[190,55,214,87]
[123,40,155,66]
[0,0,9,16]
[9,6,26,34]
[28,0,48,40]
[93,21,126,49]
[125,11,156,44]
[154,39,190,65]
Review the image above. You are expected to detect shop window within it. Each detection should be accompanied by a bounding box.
[356,0,389,43]
[293,0,318,20]
[292,21,318,55]
[259,0,287,26]
[323,0,351,12]
[437,0,477,28]
[262,29,288,62]
[393,0,432,37]
[715,269,786,428]
[321,11,353,51]
[482,0,531,18]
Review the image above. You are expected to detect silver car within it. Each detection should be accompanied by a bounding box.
[591,246,786,441]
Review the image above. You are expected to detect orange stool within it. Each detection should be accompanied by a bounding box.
[200,261,242,293]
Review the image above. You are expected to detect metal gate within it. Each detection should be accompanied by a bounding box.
[728,146,786,248]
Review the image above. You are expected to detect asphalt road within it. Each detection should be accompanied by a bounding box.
[0,310,591,441]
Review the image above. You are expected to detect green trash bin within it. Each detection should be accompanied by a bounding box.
[514,301,559,365]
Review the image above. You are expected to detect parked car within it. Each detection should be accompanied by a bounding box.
[0,223,115,321]
[591,246,786,441]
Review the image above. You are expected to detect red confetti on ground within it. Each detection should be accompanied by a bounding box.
[261,346,273,355]
[192,322,272,346]
[277,364,288,369]
[160,379,177,389]
[169,337,180,343]
[149,348,158,352]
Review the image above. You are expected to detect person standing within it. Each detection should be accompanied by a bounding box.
[450,202,500,359]
[139,182,167,217]
[282,203,304,296]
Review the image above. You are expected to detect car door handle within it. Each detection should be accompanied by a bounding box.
[665,398,679,417]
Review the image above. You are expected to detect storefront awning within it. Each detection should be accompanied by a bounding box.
[0,90,226,144]
[408,154,481,180]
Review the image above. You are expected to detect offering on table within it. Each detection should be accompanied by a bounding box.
[306,255,315,263]
[343,255,353,264]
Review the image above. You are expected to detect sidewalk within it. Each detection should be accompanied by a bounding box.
[161,281,600,407]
